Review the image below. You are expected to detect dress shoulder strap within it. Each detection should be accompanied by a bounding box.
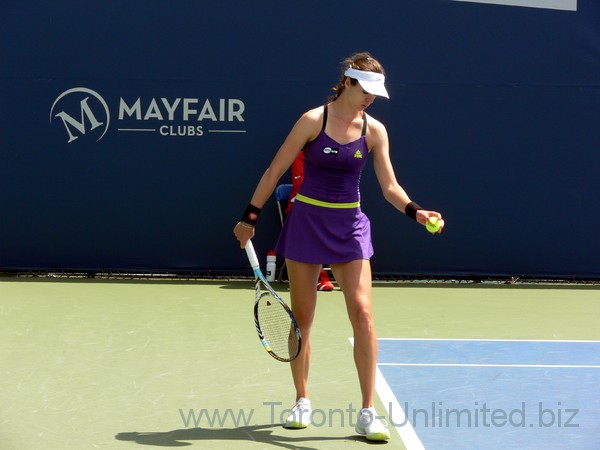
[361,112,368,136]
[322,104,328,131]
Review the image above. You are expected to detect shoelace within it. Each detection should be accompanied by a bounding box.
[359,412,388,427]
[290,401,310,414]
[376,418,389,427]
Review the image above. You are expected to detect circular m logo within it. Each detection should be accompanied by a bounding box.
[50,87,110,143]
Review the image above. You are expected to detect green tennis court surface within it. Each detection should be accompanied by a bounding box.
[1,277,598,449]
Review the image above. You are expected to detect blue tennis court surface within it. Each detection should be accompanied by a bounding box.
[375,339,600,450]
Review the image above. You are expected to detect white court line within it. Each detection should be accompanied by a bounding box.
[378,338,600,343]
[379,363,600,369]
[371,338,599,448]
[378,339,600,368]
[350,338,427,450]
[376,366,426,450]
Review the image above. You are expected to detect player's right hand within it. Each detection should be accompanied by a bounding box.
[233,222,255,248]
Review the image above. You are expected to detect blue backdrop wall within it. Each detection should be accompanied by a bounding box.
[1,0,599,278]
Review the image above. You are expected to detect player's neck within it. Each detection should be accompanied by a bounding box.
[329,99,363,124]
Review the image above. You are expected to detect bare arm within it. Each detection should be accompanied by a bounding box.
[233,108,322,247]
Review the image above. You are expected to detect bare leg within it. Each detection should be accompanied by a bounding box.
[286,259,321,400]
[330,259,377,408]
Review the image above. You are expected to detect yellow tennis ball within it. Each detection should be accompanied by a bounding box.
[426,216,442,234]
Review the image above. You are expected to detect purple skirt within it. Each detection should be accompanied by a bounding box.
[275,201,374,264]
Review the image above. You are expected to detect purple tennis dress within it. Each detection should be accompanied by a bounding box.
[275,105,374,264]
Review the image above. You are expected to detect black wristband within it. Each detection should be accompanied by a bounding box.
[405,201,423,221]
[240,203,261,226]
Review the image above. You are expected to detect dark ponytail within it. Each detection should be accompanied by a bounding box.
[329,51,385,102]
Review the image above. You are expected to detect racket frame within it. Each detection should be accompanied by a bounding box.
[245,240,302,362]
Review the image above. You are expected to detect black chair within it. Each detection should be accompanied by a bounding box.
[274,184,293,282]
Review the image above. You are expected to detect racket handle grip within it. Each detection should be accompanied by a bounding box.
[244,239,260,269]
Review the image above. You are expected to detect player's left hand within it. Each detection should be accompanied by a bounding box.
[416,210,445,234]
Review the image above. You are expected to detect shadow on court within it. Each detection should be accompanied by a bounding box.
[115,425,383,449]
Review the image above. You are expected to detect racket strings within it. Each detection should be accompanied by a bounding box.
[256,295,300,361]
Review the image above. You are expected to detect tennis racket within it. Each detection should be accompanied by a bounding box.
[244,240,301,362]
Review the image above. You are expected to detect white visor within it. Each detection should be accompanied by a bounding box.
[344,67,389,99]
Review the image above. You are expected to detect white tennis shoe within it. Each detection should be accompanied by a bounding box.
[355,407,391,441]
[284,397,312,429]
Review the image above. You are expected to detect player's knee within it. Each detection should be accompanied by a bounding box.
[349,304,374,334]
[294,311,316,332]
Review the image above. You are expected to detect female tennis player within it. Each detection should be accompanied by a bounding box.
[234,52,444,441]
